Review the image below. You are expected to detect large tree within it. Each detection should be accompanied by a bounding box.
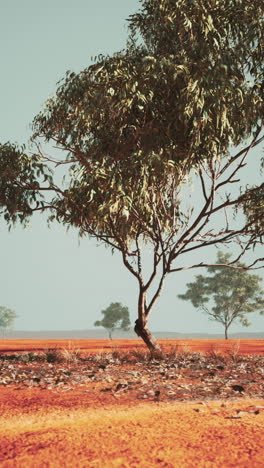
[178,252,264,339]
[1,0,263,352]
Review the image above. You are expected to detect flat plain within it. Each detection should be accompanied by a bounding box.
[0,339,263,467]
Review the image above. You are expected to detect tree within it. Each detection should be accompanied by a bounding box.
[178,252,264,339]
[0,142,53,226]
[0,0,263,352]
[0,306,17,336]
[94,302,131,339]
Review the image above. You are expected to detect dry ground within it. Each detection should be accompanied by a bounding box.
[0,339,263,467]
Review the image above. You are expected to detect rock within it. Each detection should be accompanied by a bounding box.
[115,381,128,392]
[231,384,245,393]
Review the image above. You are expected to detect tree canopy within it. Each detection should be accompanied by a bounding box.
[0,142,53,226]
[0,306,17,335]
[1,0,263,351]
[178,252,264,339]
[94,302,131,339]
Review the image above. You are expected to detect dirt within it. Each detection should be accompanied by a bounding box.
[0,339,264,467]
[1,338,264,355]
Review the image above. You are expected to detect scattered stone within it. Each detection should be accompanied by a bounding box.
[248,409,260,415]
[231,384,245,393]
[115,382,128,392]
[0,351,263,404]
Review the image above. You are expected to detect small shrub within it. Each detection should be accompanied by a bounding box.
[165,344,179,359]
[60,341,81,363]
[109,347,122,360]
[208,345,225,362]
[20,352,45,363]
[0,353,19,361]
[130,347,150,361]
[44,348,63,363]
[227,340,241,362]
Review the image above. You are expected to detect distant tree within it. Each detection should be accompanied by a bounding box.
[94,303,130,340]
[0,306,17,336]
[178,252,264,339]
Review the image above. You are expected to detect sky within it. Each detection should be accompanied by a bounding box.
[0,0,263,335]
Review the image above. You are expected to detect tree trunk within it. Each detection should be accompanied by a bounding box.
[134,318,163,355]
[134,289,163,354]
[225,327,228,340]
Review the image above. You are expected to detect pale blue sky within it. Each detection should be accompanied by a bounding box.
[0,0,263,334]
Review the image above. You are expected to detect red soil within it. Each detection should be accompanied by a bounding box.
[1,338,264,354]
[0,340,264,467]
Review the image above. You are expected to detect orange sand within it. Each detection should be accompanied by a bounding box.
[0,387,264,467]
[1,338,264,354]
[0,340,264,467]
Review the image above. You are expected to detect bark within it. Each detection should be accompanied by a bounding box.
[133,285,164,355]
[134,318,163,355]
[225,327,228,340]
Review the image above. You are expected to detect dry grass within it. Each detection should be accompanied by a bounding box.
[227,340,241,362]
[0,342,82,364]
[58,341,81,363]
[0,340,256,365]
[208,344,225,361]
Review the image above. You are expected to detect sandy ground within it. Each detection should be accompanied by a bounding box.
[1,338,264,355]
[0,340,264,467]
[1,390,264,467]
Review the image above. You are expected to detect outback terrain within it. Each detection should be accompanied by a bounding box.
[0,339,263,467]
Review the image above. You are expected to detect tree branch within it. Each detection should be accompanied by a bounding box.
[217,129,264,179]
[145,272,167,318]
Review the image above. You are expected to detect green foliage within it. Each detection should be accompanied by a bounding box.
[129,0,263,150]
[0,142,53,226]
[0,306,17,332]
[0,0,263,245]
[178,252,264,338]
[34,0,263,164]
[94,302,131,339]
[243,185,264,237]
[26,0,263,246]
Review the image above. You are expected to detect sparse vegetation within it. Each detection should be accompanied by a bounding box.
[0,341,261,365]
[0,342,263,404]
[59,342,81,363]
